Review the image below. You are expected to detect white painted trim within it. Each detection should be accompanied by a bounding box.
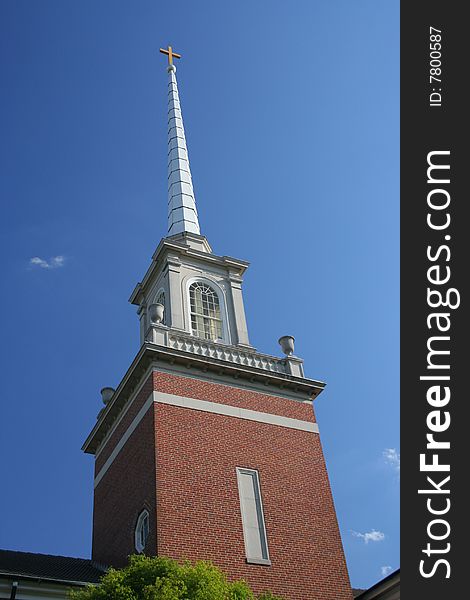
[94,390,318,488]
[236,467,270,563]
[154,391,319,433]
[135,509,150,553]
[94,360,314,458]
[184,275,231,343]
[95,364,154,459]
[94,393,154,488]
[0,579,87,600]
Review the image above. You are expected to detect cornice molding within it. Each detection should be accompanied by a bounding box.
[129,237,249,306]
[82,343,325,455]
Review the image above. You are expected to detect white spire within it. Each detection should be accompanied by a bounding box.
[166,63,200,236]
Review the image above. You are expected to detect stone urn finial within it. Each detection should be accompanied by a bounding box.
[278,335,295,356]
[149,302,165,324]
[100,387,115,405]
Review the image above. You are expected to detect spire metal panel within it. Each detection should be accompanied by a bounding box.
[166,64,200,236]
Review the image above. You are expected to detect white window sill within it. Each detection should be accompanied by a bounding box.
[246,557,272,566]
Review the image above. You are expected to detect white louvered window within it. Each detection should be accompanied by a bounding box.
[189,282,223,340]
[236,468,270,565]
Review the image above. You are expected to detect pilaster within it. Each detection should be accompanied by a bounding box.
[166,255,185,331]
[228,271,251,347]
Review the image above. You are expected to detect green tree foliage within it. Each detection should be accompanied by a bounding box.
[70,555,284,600]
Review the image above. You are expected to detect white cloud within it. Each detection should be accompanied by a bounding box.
[383,448,400,472]
[351,529,385,544]
[29,256,65,269]
[381,565,393,577]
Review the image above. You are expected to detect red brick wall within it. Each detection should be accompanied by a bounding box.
[153,372,352,600]
[91,368,352,599]
[153,371,316,422]
[92,400,157,567]
[95,374,154,474]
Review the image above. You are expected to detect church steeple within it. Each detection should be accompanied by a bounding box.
[160,46,200,236]
[83,48,353,600]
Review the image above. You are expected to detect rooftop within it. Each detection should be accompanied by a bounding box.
[0,549,106,586]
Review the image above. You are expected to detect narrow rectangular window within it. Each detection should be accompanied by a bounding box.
[236,468,270,565]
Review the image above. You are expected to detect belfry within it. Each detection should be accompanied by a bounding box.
[83,48,353,600]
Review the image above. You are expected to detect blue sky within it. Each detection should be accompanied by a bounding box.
[0,0,399,590]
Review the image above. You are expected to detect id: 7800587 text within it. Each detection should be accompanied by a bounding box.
[429,26,442,107]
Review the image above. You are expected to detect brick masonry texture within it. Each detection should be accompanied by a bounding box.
[92,387,156,567]
[94,374,154,474]
[92,368,352,599]
[153,370,316,422]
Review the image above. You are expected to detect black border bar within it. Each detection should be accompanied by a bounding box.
[401,2,467,596]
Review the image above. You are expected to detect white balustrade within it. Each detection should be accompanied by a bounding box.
[165,331,288,374]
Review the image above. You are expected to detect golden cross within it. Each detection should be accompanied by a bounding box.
[159,45,182,66]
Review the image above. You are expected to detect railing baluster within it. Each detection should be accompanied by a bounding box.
[154,329,288,374]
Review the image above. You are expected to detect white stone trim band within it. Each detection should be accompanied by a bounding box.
[155,391,319,434]
[94,393,154,488]
[94,391,319,488]
[95,365,155,459]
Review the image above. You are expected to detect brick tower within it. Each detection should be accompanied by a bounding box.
[82,48,353,600]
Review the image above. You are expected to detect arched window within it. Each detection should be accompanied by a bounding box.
[135,509,150,553]
[189,281,222,340]
[156,289,166,325]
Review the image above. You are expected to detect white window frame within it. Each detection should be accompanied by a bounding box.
[185,276,230,343]
[135,509,150,553]
[236,467,271,565]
